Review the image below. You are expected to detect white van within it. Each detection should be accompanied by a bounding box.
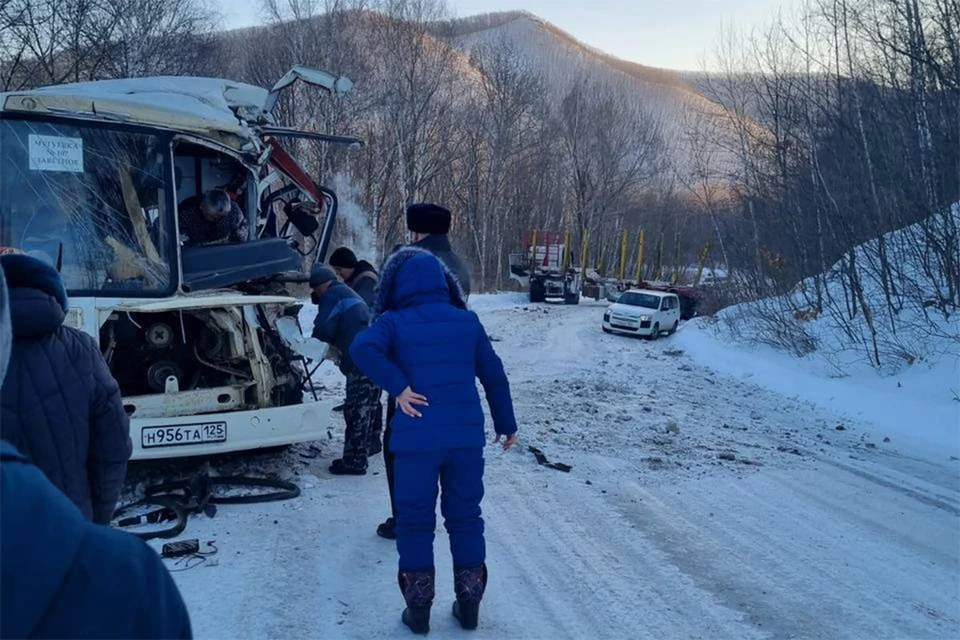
[602,289,681,339]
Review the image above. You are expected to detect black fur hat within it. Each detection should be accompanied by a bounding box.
[406,203,451,235]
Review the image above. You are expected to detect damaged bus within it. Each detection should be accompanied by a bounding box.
[0,66,358,460]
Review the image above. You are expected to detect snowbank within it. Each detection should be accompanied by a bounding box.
[675,319,959,460]
[679,207,960,460]
[727,210,958,369]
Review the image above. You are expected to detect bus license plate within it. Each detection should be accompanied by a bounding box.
[141,422,227,448]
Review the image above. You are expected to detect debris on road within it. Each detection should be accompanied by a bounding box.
[528,446,573,472]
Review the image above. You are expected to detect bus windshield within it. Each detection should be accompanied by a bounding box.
[0,117,175,294]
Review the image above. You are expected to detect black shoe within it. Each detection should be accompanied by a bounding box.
[452,601,480,631]
[377,517,397,539]
[332,403,345,413]
[329,459,366,475]
[402,606,431,635]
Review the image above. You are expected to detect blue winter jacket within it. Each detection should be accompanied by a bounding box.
[0,253,131,524]
[0,269,191,639]
[350,247,517,452]
[0,441,193,639]
[312,281,372,375]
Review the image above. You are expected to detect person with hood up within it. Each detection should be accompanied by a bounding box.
[0,262,193,639]
[375,202,473,541]
[350,247,518,635]
[309,264,382,474]
[0,252,131,524]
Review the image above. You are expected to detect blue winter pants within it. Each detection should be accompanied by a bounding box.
[393,447,485,572]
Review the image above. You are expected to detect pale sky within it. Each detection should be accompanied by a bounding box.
[215,0,799,72]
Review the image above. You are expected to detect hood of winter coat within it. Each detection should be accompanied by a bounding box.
[0,254,68,340]
[374,247,466,314]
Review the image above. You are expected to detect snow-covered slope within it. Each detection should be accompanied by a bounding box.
[677,207,960,459]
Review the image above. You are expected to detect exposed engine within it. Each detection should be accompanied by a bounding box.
[100,307,304,412]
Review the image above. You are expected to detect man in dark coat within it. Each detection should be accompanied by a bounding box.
[375,202,473,540]
[328,246,383,451]
[310,265,382,475]
[329,246,379,307]
[0,265,193,640]
[407,203,471,298]
[0,253,131,524]
[178,188,248,247]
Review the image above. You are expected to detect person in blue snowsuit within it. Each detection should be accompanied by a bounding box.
[0,261,192,639]
[350,247,518,635]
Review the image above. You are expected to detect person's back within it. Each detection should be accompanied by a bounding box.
[349,247,516,633]
[411,232,471,300]
[0,253,131,523]
[311,278,372,376]
[352,247,513,452]
[405,202,472,299]
[0,261,191,640]
[0,441,192,639]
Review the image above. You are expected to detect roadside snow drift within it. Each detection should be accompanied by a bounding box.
[678,209,959,460]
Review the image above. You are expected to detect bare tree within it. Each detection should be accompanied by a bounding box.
[0,0,217,88]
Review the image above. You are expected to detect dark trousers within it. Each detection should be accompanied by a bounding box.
[384,399,397,516]
[343,370,381,470]
[394,447,486,572]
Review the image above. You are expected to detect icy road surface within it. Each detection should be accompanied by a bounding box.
[137,297,960,639]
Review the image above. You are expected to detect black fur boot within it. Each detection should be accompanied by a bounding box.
[398,570,434,635]
[452,564,487,630]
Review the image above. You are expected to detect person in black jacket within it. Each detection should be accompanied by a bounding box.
[177,189,247,247]
[329,246,379,307]
[0,252,131,524]
[407,203,471,298]
[375,202,473,541]
[310,265,382,475]
[0,264,192,640]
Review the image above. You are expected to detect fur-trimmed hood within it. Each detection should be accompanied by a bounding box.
[374,246,467,315]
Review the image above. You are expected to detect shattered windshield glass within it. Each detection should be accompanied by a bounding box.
[0,117,174,294]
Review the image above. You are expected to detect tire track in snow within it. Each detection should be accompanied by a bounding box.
[478,462,764,639]
[609,467,960,639]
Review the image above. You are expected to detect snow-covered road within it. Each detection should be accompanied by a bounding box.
[137,297,960,639]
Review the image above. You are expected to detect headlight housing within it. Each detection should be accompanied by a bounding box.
[640,315,651,322]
